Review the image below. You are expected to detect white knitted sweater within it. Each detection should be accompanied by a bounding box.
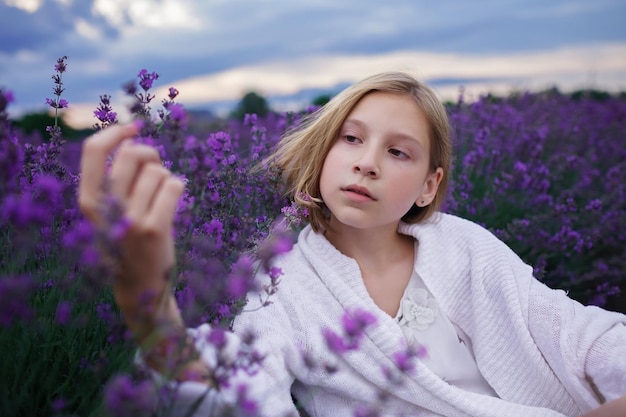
[176,213,626,417]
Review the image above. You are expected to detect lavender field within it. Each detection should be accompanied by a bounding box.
[1,61,625,415]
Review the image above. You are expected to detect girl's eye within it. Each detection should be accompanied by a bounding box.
[344,135,361,143]
[389,148,408,159]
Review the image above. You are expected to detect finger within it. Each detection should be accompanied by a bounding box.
[144,176,186,234]
[79,123,140,222]
[109,143,161,200]
[126,163,171,224]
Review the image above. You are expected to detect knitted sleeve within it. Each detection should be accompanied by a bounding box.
[134,318,299,417]
[526,273,626,407]
[134,267,302,416]
[230,292,303,416]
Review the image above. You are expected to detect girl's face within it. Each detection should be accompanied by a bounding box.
[319,91,442,233]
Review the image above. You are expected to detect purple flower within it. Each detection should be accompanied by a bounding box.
[35,173,63,204]
[0,174,64,227]
[267,266,283,283]
[54,56,68,73]
[183,135,197,151]
[0,133,23,187]
[0,275,35,326]
[0,89,14,114]
[168,87,179,100]
[280,198,309,228]
[2,193,46,228]
[208,327,227,349]
[137,69,159,91]
[202,218,224,248]
[55,301,72,325]
[391,344,426,375]
[96,302,114,325]
[585,198,602,211]
[51,397,67,413]
[2,89,14,103]
[354,404,381,417]
[94,108,117,123]
[217,303,231,317]
[256,221,294,273]
[45,98,69,109]
[227,254,256,298]
[322,328,348,354]
[62,219,100,265]
[110,216,132,241]
[341,308,377,339]
[234,384,258,415]
[323,308,377,354]
[93,94,118,129]
[122,80,137,95]
[168,103,186,126]
[103,374,156,417]
[243,113,258,126]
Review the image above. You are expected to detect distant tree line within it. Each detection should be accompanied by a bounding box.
[10,87,626,141]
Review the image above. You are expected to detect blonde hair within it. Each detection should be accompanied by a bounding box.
[267,71,452,232]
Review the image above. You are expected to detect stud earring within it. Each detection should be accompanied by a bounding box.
[421,200,425,205]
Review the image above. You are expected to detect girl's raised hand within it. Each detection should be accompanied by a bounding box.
[78,123,185,340]
[79,124,211,383]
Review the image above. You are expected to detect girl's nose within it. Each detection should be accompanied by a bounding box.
[353,151,379,178]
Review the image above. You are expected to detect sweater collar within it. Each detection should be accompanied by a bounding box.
[296,220,472,411]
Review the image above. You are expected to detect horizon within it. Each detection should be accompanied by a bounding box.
[2,0,625,128]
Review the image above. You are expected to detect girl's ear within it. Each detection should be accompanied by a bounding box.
[416,167,443,207]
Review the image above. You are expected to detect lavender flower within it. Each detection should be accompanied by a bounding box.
[1,174,63,228]
[123,69,165,137]
[0,275,35,326]
[54,57,67,73]
[0,131,23,194]
[227,254,257,299]
[93,94,118,130]
[234,384,258,415]
[255,220,294,274]
[45,56,68,129]
[0,88,14,138]
[3,58,625,417]
[323,308,377,353]
[353,404,381,417]
[103,374,156,417]
[168,103,187,128]
[159,101,187,144]
[138,69,159,91]
[322,328,349,354]
[0,88,14,112]
[168,87,179,100]
[45,98,68,109]
[55,301,72,325]
[341,308,377,339]
[62,218,100,265]
[280,196,310,229]
[51,397,67,414]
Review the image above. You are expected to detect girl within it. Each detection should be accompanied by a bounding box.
[78,72,626,416]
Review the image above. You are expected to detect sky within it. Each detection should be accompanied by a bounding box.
[1,0,626,128]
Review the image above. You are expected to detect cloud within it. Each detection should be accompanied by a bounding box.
[152,43,626,104]
[2,0,625,124]
[4,0,43,13]
[53,41,626,128]
[0,1,119,51]
[91,0,203,29]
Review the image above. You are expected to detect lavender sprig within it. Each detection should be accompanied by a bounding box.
[123,69,161,138]
[93,94,118,130]
[45,56,68,129]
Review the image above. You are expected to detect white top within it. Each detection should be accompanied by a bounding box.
[395,268,498,397]
[153,213,626,417]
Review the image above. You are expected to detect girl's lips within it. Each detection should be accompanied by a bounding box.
[343,185,375,201]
